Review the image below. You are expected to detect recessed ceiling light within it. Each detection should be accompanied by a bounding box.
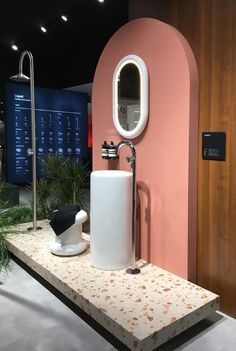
[61,15,68,22]
[40,26,47,33]
[98,0,104,3]
[11,44,18,51]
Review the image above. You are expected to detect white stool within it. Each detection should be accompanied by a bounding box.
[49,210,88,256]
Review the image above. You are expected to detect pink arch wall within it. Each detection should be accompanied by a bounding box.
[92,18,198,281]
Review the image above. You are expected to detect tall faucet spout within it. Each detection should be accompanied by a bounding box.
[116,140,140,275]
[116,140,136,157]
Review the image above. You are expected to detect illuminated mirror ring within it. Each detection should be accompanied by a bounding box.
[112,54,149,139]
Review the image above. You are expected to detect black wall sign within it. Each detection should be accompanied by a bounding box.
[202,132,226,161]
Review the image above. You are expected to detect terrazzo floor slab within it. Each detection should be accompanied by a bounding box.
[1,261,236,351]
[6,220,219,351]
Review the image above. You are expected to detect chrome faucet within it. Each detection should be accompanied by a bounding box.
[116,140,140,275]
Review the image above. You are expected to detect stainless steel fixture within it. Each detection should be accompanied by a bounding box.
[0,145,4,181]
[116,140,140,274]
[10,51,41,231]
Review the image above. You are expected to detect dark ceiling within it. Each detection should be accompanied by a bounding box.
[0,0,129,94]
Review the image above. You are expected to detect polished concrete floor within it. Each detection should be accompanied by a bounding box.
[0,261,115,351]
[0,261,236,351]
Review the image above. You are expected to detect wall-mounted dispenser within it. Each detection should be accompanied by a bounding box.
[101,141,119,160]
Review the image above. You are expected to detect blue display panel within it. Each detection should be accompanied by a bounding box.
[5,83,88,183]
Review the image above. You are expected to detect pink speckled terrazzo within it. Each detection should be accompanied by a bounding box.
[6,220,219,351]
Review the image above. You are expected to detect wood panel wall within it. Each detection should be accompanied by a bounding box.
[129,0,236,317]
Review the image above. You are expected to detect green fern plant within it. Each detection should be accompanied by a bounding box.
[0,183,11,272]
[0,216,11,273]
[0,205,32,273]
[39,155,90,208]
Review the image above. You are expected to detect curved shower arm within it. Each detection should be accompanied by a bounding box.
[18,51,33,76]
[10,50,38,231]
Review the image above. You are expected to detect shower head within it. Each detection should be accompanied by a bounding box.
[10,72,30,82]
[9,50,39,231]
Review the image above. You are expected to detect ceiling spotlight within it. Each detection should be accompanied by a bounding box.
[40,26,47,33]
[11,44,18,51]
[98,0,104,3]
[61,15,68,22]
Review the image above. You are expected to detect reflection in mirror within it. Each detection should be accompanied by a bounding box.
[112,55,148,139]
[118,63,140,131]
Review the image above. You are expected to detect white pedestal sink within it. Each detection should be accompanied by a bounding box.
[90,170,132,270]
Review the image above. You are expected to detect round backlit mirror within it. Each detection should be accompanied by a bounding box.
[112,55,148,139]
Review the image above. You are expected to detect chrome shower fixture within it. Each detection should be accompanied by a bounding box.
[10,51,41,231]
[115,140,140,275]
[101,139,140,274]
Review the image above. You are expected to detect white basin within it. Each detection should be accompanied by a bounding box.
[90,170,132,270]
